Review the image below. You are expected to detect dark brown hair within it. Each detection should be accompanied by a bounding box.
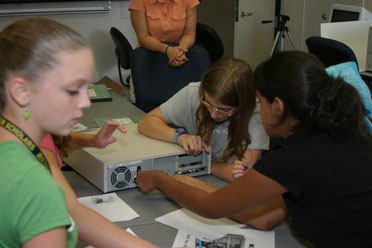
[254,51,372,145]
[52,135,76,157]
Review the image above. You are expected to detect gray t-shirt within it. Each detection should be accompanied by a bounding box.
[160,82,269,162]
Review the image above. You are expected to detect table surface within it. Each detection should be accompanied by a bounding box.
[66,91,313,248]
[81,90,145,128]
[64,169,312,248]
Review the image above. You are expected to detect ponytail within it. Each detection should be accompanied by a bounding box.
[308,75,368,139]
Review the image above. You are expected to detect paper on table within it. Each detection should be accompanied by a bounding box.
[94,117,134,127]
[85,228,137,248]
[155,208,244,241]
[72,122,88,132]
[172,228,275,248]
[78,193,139,222]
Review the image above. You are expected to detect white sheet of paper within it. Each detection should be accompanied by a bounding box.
[113,117,134,125]
[172,228,275,248]
[72,122,88,132]
[156,208,244,241]
[78,193,139,222]
[126,227,137,237]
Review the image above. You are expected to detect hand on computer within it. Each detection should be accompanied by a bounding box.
[177,134,210,156]
[136,169,165,193]
[92,121,126,148]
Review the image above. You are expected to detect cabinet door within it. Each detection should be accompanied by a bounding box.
[233,0,275,69]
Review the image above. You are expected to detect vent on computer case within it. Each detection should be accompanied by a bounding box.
[111,166,132,188]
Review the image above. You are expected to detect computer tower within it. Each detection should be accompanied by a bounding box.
[64,124,210,193]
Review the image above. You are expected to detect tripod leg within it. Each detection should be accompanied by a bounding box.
[280,31,284,52]
[270,31,281,56]
[286,31,296,50]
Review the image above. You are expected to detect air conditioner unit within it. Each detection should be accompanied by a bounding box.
[0,1,111,16]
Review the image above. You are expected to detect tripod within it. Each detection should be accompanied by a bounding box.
[270,15,295,56]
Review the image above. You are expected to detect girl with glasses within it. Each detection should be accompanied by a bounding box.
[138,57,269,183]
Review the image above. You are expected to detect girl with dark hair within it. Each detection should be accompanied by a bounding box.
[138,57,269,182]
[136,51,372,247]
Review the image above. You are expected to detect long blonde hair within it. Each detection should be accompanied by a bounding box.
[196,58,256,161]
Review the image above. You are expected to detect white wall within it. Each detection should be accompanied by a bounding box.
[0,1,136,84]
[281,0,372,52]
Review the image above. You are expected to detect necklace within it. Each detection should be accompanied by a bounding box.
[0,115,50,172]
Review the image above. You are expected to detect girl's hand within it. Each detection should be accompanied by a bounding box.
[136,170,163,193]
[177,134,210,156]
[93,121,126,148]
[232,158,252,180]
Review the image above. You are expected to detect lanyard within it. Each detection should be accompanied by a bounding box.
[0,116,50,172]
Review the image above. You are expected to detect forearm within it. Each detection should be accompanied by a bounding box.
[179,6,197,51]
[230,196,288,231]
[173,174,218,193]
[244,149,260,166]
[173,175,288,230]
[139,35,168,54]
[154,172,222,218]
[70,132,95,149]
[71,204,158,248]
[211,161,234,182]
[139,169,286,220]
[138,113,175,143]
[179,33,195,50]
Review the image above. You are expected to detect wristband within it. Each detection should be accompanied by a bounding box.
[173,128,187,143]
[164,45,170,55]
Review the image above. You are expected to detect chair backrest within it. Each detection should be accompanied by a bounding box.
[195,22,224,64]
[110,27,133,70]
[130,45,211,113]
[306,36,359,70]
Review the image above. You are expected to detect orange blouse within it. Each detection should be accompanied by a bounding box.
[129,0,199,43]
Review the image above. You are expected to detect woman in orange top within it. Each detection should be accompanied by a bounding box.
[129,0,199,67]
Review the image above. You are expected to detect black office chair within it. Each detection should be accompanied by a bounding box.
[110,27,133,87]
[130,45,211,113]
[306,36,359,70]
[195,22,224,64]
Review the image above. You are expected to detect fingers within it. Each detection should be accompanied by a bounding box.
[178,47,188,53]
[117,125,127,133]
[202,142,210,154]
[169,59,184,67]
[167,46,188,67]
[178,134,205,156]
[93,121,126,148]
[232,170,246,179]
[169,56,187,67]
[135,170,155,193]
[101,121,126,134]
[232,160,248,179]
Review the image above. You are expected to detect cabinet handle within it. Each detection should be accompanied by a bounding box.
[241,11,253,18]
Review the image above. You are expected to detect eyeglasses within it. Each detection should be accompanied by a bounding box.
[201,95,236,117]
